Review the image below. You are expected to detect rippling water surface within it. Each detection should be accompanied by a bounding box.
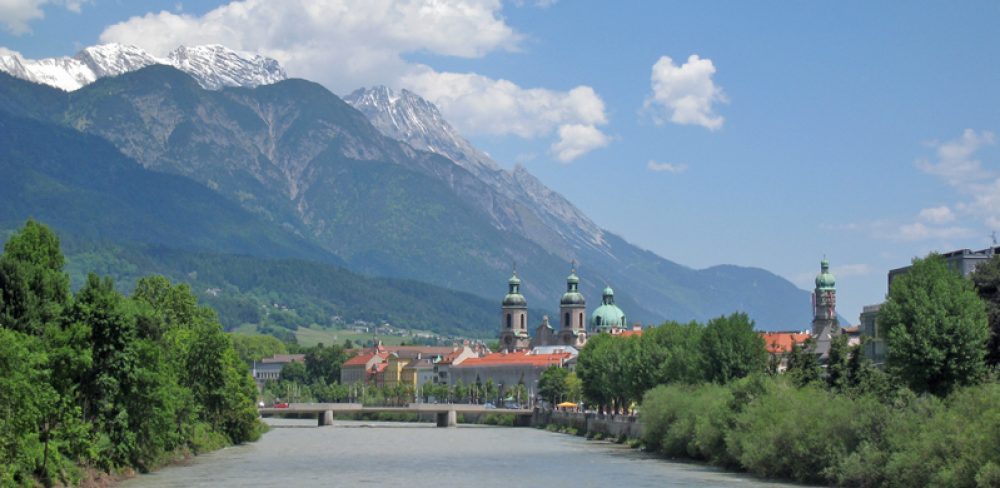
[121,419,803,487]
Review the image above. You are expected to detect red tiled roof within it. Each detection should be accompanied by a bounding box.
[456,351,572,368]
[760,332,811,354]
[618,329,643,337]
[343,352,387,367]
[842,325,861,334]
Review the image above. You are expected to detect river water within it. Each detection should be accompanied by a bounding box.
[121,419,800,487]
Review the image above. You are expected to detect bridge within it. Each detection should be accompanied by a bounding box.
[258,403,534,427]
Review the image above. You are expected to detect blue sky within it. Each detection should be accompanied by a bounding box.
[3,0,1000,323]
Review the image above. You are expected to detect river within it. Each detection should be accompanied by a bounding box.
[120,419,801,487]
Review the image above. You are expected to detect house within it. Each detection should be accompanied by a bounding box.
[760,331,811,372]
[340,348,388,385]
[449,350,575,400]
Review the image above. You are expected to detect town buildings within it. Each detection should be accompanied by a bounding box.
[251,354,305,388]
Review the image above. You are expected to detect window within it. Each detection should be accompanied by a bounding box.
[579,313,583,328]
[506,313,512,329]
[595,316,602,326]
[564,312,570,328]
[520,314,525,329]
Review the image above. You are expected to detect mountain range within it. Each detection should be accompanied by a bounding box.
[0,44,829,331]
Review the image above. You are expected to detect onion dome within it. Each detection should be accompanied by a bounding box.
[503,271,527,307]
[815,259,836,290]
[560,266,585,306]
[591,286,626,331]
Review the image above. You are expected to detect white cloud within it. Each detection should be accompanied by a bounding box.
[551,124,610,162]
[918,129,1000,229]
[895,222,975,242]
[917,206,955,224]
[0,0,85,34]
[644,54,726,130]
[646,160,687,174]
[917,129,994,187]
[401,69,606,138]
[100,0,609,161]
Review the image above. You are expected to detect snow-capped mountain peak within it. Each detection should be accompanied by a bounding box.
[0,43,286,92]
[345,85,609,254]
[167,44,286,90]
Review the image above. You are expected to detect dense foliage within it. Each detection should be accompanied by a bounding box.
[576,313,767,413]
[0,221,262,486]
[880,254,989,396]
[619,252,1000,487]
[641,377,1000,487]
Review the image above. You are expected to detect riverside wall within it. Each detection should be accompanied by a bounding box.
[532,410,643,439]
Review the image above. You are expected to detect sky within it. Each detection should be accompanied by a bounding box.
[2,0,1000,323]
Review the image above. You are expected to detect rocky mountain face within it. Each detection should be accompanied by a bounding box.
[345,86,817,329]
[0,52,818,329]
[0,44,286,91]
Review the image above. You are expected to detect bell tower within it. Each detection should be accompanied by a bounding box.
[811,259,841,359]
[499,269,529,352]
[558,262,587,347]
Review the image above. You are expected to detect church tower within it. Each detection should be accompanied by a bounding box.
[811,259,840,358]
[558,264,587,347]
[499,270,530,352]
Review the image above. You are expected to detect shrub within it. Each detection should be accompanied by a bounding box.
[726,381,862,484]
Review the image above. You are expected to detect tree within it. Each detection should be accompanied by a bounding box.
[304,343,348,384]
[826,334,851,391]
[0,220,70,335]
[700,313,768,384]
[881,254,989,396]
[785,338,821,387]
[538,366,569,405]
[971,253,1000,366]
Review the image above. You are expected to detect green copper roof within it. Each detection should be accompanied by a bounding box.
[592,286,625,330]
[503,271,526,307]
[567,271,579,285]
[592,304,626,330]
[562,265,584,305]
[508,272,521,286]
[815,259,836,290]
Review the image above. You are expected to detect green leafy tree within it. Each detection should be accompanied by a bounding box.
[538,366,569,405]
[971,253,1000,366]
[0,219,70,335]
[304,343,348,384]
[881,254,989,396]
[826,334,851,391]
[0,329,58,485]
[785,338,821,387]
[700,313,768,384]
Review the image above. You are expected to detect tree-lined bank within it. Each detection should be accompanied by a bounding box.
[0,221,262,487]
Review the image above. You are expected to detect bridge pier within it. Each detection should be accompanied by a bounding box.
[318,410,334,427]
[436,409,457,427]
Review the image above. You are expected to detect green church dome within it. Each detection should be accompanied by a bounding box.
[591,286,626,330]
[561,265,585,306]
[503,271,526,307]
[815,259,836,290]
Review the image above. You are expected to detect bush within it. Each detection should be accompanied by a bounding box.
[727,381,863,483]
[641,383,733,463]
[883,383,1000,488]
